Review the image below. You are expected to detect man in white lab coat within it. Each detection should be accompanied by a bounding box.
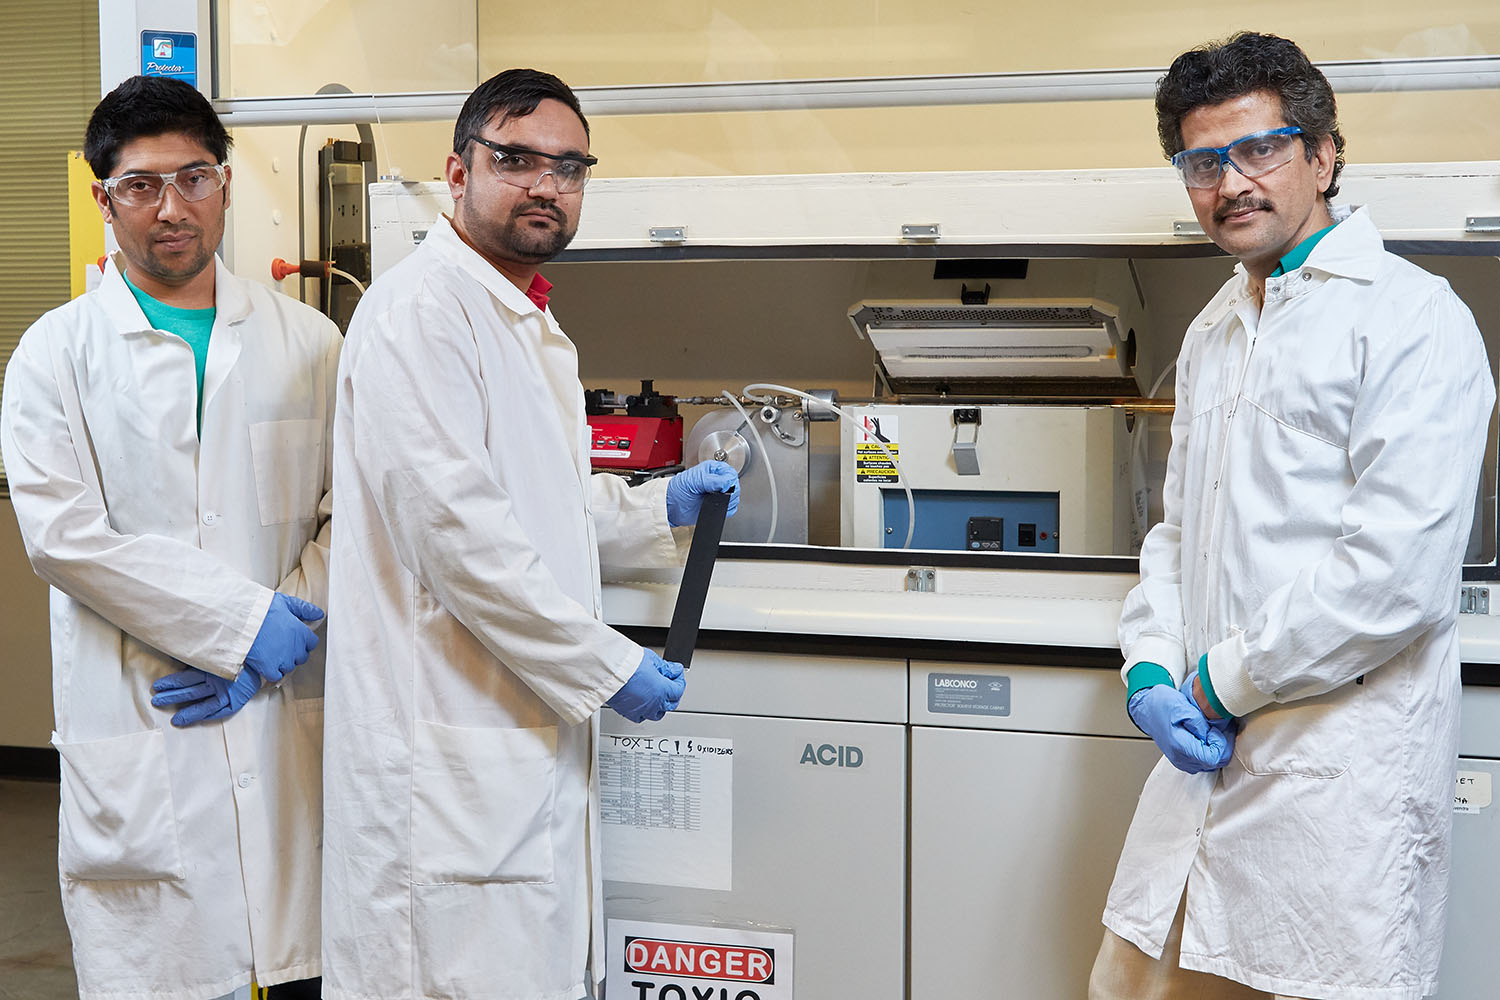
[0,77,340,999]
[1088,33,1495,1000]
[321,68,738,1000]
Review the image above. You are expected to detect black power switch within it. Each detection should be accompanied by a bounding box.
[1017,523,1037,547]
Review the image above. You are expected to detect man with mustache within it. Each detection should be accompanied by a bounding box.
[320,68,738,999]
[1,75,338,998]
[1090,32,1494,1000]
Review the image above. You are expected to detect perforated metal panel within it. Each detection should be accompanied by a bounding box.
[853,303,1107,328]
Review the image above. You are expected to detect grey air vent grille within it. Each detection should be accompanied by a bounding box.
[854,304,1106,327]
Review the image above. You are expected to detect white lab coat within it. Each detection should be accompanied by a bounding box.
[0,255,341,1000]
[321,215,684,1000]
[1106,208,1495,1000]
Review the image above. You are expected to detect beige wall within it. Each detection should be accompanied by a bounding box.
[0,500,55,748]
[0,0,98,751]
[475,2,1499,82]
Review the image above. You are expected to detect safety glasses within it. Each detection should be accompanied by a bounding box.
[466,136,597,194]
[1171,127,1306,189]
[101,163,227,207]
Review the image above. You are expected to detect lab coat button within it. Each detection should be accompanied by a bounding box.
[1301,271,1312,281]
[238,773,252,788]
[202,512,220,525]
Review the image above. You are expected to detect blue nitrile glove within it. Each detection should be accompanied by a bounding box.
[246,593,325,682]
[1127,679,1233,774]
[150,665,265,727]
[1183,668,1237,763]
[606,649,687,723]
[666,460,740,527]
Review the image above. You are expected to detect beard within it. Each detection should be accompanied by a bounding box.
[464,198,577,265]
[131,225,215,285]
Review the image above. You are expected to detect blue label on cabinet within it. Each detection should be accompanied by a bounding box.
[141,31,197,86]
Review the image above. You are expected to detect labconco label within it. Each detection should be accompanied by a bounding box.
[928,672,1010,716]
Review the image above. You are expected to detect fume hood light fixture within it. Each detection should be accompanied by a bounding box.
[849,301,1135,387]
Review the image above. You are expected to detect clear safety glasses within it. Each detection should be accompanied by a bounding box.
[1171,127,1306,189]
[101,163,228,207]
[467,136,597,194]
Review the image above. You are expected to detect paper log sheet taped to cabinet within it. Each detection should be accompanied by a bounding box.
[600,733,733,890]
[1456,771,1492,814]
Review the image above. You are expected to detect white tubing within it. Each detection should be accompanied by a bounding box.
[720,391,779,543]
[330,267,366,294]
[743,382,915,549]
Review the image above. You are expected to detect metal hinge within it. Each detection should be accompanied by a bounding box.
[1464,216,1500,234]
[1172,220,1206,237]
[1460,584,1490,615]
[905,567,936,592]
[901,223,941,242]
[648,226,686,244]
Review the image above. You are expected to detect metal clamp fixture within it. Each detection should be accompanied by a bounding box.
[1464,216,1500,234]
[649,226,687,244]
[951,408,982,476]
[905,567,936,593]
[1460,584,1491,615]
[901,223,941,242]
[1172,220,1206,237]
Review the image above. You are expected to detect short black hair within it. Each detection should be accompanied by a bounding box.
[1155,32,1345,200]
[83,75,232,179]
[452,68,589,166]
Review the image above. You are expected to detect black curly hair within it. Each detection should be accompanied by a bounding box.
[1155,32,1345,200]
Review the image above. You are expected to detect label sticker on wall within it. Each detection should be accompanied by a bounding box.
[928,672,1011,716]
[140,31,197,86]
[1455,771,1492,814]
[600,733,733,890]
[854,414,900,483]
[607,918,795,1000]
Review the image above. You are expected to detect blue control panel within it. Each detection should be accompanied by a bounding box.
[880,489,1061,552]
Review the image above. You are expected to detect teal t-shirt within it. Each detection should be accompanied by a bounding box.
[122,273,215,433]
[1270,222,1337,277]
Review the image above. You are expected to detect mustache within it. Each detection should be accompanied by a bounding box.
[152,225,201,240]
[513,201,564,223]
[1215,198,1273,223]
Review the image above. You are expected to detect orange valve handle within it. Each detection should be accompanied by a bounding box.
[271,257,332,281]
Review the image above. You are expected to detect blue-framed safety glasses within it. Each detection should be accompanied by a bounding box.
[1171,127,1306,189]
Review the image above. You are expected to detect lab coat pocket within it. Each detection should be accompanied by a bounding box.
[53,728,186,881]
[248,418,324,525]
[410,720,558,884]
[1235,685,1358,779]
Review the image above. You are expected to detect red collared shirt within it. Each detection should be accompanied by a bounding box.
[526,272,553,310]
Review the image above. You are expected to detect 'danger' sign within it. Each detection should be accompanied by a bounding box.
[607,919,794,1000]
